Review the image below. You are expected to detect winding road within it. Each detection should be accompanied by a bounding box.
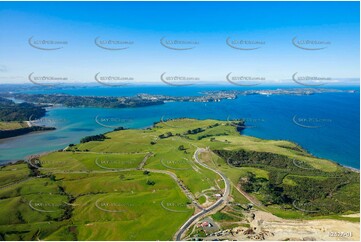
[174,148,231,241]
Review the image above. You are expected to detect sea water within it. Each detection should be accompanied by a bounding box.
[0,85,359,169]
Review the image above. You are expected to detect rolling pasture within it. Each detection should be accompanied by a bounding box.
[0,118,359,240]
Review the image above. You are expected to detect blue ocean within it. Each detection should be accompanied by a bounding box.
[0,85,359,169]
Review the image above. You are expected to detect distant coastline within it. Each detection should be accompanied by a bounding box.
[0,86,359,169]
[0,124,56,140]
[1,117,360,174]
[1,87,357,109]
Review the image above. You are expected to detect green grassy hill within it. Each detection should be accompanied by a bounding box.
[0,118,359,240]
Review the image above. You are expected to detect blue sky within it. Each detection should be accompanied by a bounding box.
[0,1,359,85]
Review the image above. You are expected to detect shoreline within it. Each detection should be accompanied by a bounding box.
[1,118,360,172]
[343,165,360,173]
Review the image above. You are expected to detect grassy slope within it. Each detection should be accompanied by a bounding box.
[0,163,29,187]
[0,122,28,131]
[0,170,193,241]
[0,118,359,240]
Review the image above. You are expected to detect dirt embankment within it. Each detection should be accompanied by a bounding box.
[235,211,360,241]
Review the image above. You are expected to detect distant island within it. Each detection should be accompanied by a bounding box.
[0,88,356,108]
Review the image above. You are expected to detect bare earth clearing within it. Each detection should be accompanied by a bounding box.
[236,210,360,241]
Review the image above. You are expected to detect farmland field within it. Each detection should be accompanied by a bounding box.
[0,119,359,240]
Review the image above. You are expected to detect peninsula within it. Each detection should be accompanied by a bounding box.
[0,118,358,241]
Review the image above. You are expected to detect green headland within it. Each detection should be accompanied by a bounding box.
[0,118,359,240]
